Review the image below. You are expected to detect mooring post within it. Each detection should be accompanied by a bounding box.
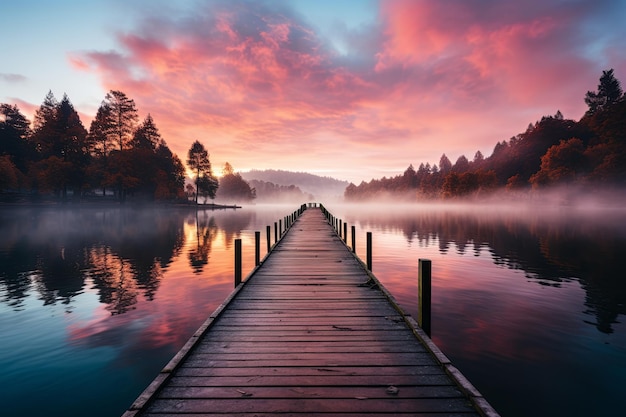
[234,239,242,287]
[343,222,347,244]
[339,219,342,238]
[274,222,278,244]
[351,225,356,253]
[279,219,283,236]
[366,232,372,271]
[418,258,432,337]
[255,231,260,266]
[266,225,271,252]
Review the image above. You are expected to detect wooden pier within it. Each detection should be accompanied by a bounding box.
[122,206,499,417]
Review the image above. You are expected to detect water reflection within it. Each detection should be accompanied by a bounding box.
[338,204,626,334]
[2,204,625,417]
[1,208,195,314]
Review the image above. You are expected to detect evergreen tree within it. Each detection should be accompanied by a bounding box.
[585,69,623,115]
[187,140,217,203]
[155,142,185,199]
[0,104,32,170]
[55,94,89,196]
[452,155,470,173]
[131,114,160,150]
[33,90,57,133]
[103,90,139,151]
[439,154,452,173]
[31,91,59,157]
[89,103,114,157]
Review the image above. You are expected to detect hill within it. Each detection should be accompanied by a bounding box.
[241,169,349,201]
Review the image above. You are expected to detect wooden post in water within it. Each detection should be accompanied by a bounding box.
[351,225,356,253]
[343,222,347,244]
[339,219,342,239]
[366,232,372,271]
[255,231,260,266]
[279,219,283,236]
[234,239,242,287]
[274,222,278,244]
[266,225,271,252]
[418,259,432,337]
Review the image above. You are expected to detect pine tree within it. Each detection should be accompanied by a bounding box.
[131,114,161,150]
[585,69,623,115]
[187,140,217,203]
[103,90,139,151]
[89,103,113,157]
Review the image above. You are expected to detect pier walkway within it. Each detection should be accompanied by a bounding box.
[122,207,498,416]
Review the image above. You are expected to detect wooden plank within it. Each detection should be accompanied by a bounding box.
[173,365,444,377]
[124,208,493,417]
[145,398,475,414]
[167,375,455,387]
[158,385,466,399]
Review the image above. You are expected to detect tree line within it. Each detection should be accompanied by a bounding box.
[1,90,185,201]
[345,69,626,201]
[0,89,258,203]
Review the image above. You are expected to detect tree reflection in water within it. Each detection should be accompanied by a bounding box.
[0,207,187,313]
[188,212,217,274]
[338,204,626,335]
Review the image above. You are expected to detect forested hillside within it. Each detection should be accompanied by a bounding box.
[242,169,348,200]
[345,69,626,200]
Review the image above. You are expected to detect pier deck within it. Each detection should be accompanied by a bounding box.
[123,207,497,416]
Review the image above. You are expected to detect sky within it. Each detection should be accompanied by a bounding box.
[2,0,626,184]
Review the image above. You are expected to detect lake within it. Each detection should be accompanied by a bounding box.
[1,202,625,417]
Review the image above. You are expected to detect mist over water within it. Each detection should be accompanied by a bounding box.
[1,200,625,417]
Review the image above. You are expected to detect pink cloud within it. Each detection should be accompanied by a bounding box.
[69,0,626,182]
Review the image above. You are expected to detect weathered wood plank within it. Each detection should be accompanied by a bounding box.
[173,365,444,377]
[146,397,475,414]
[158,385,466,399]
[166,374,455,387]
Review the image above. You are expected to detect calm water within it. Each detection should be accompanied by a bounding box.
[1,203,625,417]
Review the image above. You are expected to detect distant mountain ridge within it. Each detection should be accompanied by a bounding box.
[241,169,349,201]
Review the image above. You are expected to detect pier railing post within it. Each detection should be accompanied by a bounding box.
[418,259,432,337]
[255,231,260,266]
[343,222,347,244]
[366,232,372,271]
[351,225,356,253]
[266,225,271,252]
[234,239,242,287]
[274,222,278,244]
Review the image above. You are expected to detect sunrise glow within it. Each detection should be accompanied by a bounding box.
[2,0,626,183]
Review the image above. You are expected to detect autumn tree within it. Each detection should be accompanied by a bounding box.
[529,138,586,187]
[0,155,20,191]
[187,140,218,203]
